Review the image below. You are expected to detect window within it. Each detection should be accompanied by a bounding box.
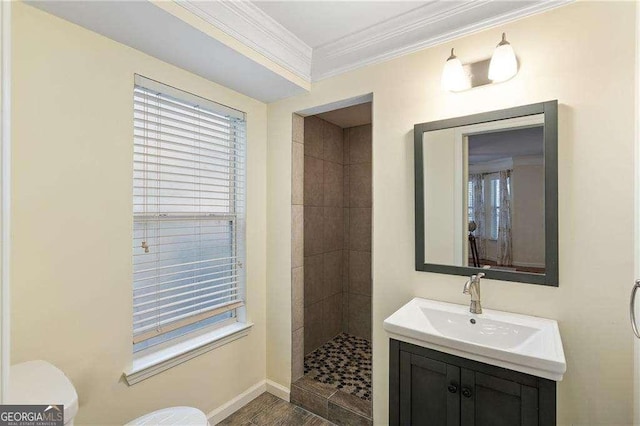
[132,75,246,353]
[488,177,500,240]
[468,174,510,240]
[468,180,474,224]
[487,174,511,240]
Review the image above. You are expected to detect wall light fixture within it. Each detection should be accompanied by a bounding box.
[441,48,470,92]
[488,33,518,83]
[442,32,518,92]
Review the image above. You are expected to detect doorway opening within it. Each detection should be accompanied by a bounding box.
[290,98,373,424]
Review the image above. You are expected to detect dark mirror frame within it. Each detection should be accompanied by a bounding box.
[414,101,558,286]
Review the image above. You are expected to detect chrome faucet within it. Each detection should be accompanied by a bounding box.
[463,273,485,314]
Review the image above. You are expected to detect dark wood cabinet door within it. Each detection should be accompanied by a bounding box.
[461,369,538,426]
[399,351,460,426]
[390,341,555,426]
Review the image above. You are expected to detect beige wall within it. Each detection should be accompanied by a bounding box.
[11,3,267,424]
[267,2,636,424]
[423,128,459,265]
[512,161,545,267]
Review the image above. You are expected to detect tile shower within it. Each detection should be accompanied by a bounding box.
[290,110,373,425]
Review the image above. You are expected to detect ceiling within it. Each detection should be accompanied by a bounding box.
[28,0,572,103]
[468,127,543,164]
[27,0,307,103]
[253,1,428,48]
[316,102,372,129]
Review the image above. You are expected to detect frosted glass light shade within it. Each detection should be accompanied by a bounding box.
[441,50,470,92]
[488,34,518,82]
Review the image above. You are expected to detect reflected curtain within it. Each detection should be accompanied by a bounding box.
[497,170,513,266]
[470,174,486,260]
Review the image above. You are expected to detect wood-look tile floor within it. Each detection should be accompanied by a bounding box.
[218,392,335,426]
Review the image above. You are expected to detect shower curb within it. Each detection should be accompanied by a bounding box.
[291,376,372,426]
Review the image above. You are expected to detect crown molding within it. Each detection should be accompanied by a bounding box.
[178,1,312,82]
[312,0,573,81]
[165,0,572,87]
[316,1,488,61]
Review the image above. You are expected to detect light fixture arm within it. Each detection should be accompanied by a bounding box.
[497,32,510,47]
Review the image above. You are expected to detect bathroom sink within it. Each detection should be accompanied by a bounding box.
[422,306,539,350]
[383,298,566,380]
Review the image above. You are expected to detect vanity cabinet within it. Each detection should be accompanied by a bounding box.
[389,340,556,426]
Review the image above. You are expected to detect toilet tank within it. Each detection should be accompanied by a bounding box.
[7,360,79,426]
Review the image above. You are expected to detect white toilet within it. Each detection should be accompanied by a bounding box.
[124,406,210,426]
[8,360,210,426]
[8,360,79,425]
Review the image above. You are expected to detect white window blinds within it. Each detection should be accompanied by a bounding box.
[133,75,246,352]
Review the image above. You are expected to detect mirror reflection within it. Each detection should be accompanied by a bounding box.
[423,114,545,275]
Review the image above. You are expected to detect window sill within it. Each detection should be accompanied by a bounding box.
[123,321,253,385]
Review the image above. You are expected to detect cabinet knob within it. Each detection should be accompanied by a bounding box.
[462,388,473,398]
[447,384,458,393]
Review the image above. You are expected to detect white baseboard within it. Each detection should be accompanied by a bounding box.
[266,379,290,402]
[206,380,291,425]
[207,381,266,425]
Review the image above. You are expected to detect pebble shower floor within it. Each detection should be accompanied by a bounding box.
[303,333,372,401]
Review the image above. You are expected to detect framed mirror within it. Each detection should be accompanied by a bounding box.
[414,101,558,286]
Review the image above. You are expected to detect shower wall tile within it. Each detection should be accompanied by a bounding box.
[305,116,323,159]
[343,166,350,208]
[323,122,343,164]
[292,327,304,381]
[292,266,304,330]
[342,250,350,291]
[292,113,304,144]
[343,128,350,165]
[292,205,304,269]
[349,162,372,208]
[343,123,371,343]
[349,208,371,252]
[348,293,371,340]
[292,141,304,205]
[342,249,350,333]
[343,208,350,249]
[324,207,344,252]
[323,161,343,207]
[304,206,324,256]
[291,115,305,383]
[305,301,323,354]
[304,254,324,307]
[323,250,343,297]
[348,125,372,164]
[323,292,343,341]
[348,250,371,297]
[342,291,349,332]
[304,156,324,206]
[292,117,350,354]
